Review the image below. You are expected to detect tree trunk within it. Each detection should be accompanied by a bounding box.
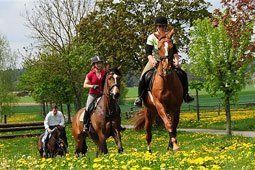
[4,115,7,124]
[225,95,232,135]
[67,103,71,124]
[72,85,82,111]
[196,89,200,121]
[42,102,46,116]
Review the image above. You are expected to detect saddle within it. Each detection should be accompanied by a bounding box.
[79,97,101,122]
[141,69,156,98]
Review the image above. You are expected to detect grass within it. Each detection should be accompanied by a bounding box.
[178,109,255,131]
[0,128,255,169]
[17,96,36,103]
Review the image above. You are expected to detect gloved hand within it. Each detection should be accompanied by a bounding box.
[92,85,99,90]
[47,128,53,133]
[47,127,56,133]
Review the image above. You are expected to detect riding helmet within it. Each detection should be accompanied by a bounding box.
[155,16,168,26]
[91,55,103,64]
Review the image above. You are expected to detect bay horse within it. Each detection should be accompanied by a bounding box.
[38,125,67,158]
[72,67,123,156]
[134,29,183,152]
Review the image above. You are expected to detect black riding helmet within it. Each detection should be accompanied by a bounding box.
[155,16,168,26]
[91,55,103,65]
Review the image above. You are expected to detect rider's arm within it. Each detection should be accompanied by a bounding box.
[44,112,51,132]
[83,75,94,89]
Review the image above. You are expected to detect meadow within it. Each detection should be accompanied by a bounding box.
[1,128,255,169]
[1,86,255,169]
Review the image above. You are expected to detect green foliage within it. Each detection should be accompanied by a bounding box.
[0,34,17,117]
[18,42,95,107]
[189,18,255,101]
[78,0,210,72]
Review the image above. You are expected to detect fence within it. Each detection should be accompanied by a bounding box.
[0,122,44,139]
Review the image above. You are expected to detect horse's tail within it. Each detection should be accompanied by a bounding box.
[133,109,146,131]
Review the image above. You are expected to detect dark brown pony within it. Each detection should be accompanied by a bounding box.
[72,67,123,156]
[38,125,66,158]
[134,29,183,152]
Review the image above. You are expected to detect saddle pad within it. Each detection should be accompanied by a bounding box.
[79,109,86,122]
[79,97,101,122]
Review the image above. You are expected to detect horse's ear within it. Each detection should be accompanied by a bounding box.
[167,28,175,39]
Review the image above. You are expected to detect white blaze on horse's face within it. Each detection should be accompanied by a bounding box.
[164,41,169,57]
[112,73,119,99]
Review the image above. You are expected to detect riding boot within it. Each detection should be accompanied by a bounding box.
[175,68,194,103]
[134,78,145,107]
[83,110,90,132]
[42,142,46,157]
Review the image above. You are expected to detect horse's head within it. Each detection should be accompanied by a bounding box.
[51,127,61,139]
[104,66,121,100]
[157,29,175,72]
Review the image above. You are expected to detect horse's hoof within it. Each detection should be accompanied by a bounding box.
[148,149,152,153]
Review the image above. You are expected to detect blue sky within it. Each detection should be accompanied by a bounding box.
[0,0,222,66]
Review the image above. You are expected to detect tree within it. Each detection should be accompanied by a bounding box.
[24,0,94,110]
[189,14,254,134]
[0,34,17,122]
[19,42,94,121]
[77,0,211,73]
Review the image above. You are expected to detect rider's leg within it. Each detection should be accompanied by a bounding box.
[42,130,49,157]
[175,68,194,103]
[134,62,153,107]
[83,94,97,132]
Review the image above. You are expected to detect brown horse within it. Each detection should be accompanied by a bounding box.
[72,67,123,156]
[38,125,67,158]
[134,29,183,152]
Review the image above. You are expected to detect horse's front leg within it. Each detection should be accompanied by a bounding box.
[153,98,179,151]
[167,110,180,151]
[113,129,123,153]
[97,130,108,154]
[145,109,153,153]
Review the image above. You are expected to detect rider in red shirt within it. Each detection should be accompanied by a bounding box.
[83,56,106,132]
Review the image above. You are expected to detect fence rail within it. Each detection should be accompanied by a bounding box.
[0,121,44,139]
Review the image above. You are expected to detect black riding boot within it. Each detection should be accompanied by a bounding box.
[175,68,194,103]
[134,78,146,107]
[83,110,90,132]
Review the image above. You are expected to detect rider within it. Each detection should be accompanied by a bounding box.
[83,56,106,132]
[134,16,194,107]
[42,105,68,157]
[83,56,126,132]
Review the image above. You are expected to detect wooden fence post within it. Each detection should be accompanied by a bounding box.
[4,115,7,124]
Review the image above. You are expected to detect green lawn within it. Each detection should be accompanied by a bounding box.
[0,128,255,169]
[18,96,36,103]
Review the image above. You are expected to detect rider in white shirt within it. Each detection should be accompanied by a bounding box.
[42,105,68,156]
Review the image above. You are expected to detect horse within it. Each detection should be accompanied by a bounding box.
[38,125,67,158]
[134,29,183,152]
[72,67,123,156]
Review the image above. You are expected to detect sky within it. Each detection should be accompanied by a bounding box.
[0,0,222,67]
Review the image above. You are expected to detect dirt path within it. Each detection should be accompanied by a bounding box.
[123,125,255,138]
